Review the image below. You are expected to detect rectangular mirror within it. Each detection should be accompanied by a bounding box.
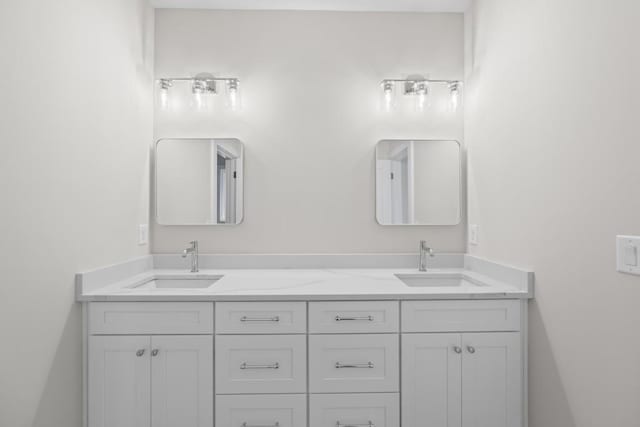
[376,139,461,225]
[156,138,244,225]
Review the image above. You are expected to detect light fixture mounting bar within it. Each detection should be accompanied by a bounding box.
[380,78,461,85]
[158,77,239,83]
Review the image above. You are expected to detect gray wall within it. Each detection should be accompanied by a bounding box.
[0,1,154,426]
[465,1,640,426]
[153,10,466,253]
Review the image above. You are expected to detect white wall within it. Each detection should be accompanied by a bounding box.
[157,140,213,224]
[0,1,154,426]
[465,1,640,426]
[153,10,465,253]
[413,140,461,223]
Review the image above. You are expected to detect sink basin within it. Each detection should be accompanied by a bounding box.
[131,277,220,290]
[395,274,483,287]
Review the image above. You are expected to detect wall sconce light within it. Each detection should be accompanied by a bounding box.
[156,73,241,111]
[405,81,429,112]
[381,81,395,112]
[226,78,240,111]
[448,81,460,112]
[381,77,462,112]
[159,79,173,110]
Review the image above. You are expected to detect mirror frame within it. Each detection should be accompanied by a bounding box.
[154,137,245,226]
[375,139,462,226]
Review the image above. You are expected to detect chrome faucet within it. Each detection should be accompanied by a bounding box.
[419,240,434,272]
[182,240,199,273]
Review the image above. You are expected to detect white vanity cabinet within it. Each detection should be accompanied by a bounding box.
[401,301,524,427]
[214,302,308,427]
[308,301,401,427]
[87,303,214,427]
[88,335,151,427]
[85,299,526,427]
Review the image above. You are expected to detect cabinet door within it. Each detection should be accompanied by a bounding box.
[150,336,213,427]
[89,335,151,427]
[462,332,522,427]
[401,333,462,427]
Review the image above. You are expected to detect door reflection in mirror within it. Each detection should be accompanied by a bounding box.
[376,140,461,225]
[156,138,244,225]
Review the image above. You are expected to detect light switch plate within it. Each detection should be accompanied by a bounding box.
[138,224,149,246]
[616,235,640,275]
[469,224,479,245]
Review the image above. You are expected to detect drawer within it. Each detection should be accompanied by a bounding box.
[216,394,306,427]
[309,301,399,333]
[89,302,213,335]
[216,302,306,334]
[310,393,399,427]
[309,334,399,393]
[216,335,307,394]
[402,300,521,333]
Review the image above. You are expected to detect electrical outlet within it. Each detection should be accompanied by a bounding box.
[138,224,149,246]
[469,224,479,245]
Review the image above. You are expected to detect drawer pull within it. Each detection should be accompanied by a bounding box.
[136,349,145,357]
[336,422,374,427]
[242,423,280,427]
[335,315,374,322]
[240,316,280,322]
[335,362,374,369]
[240,362,280,370]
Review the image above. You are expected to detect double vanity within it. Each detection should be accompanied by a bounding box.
[77,252,533,427]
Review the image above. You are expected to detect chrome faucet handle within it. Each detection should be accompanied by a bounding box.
[419,240,435,272]
[182,241,198,256]
[183,240,199,273]
[420,240,434,256]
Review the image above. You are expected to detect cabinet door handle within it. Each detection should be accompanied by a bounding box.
[240,362,280,370]
[240,316,280,322]
[151,349,159,357]
[467,346,476,354]
[335,362,374,369]
[136,349,145,357]
[242,423,280,427]
[335,315,374,322]
[336,421,374,427]
[453,346,462,354]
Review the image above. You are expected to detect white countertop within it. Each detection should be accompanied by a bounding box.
[78,267,530,301]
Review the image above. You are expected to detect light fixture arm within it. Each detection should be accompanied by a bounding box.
[380,78,461,85]
[158,76,239,83]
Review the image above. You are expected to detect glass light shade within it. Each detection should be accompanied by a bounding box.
[226,79,241,111]
[449,82,461,112]
[381,81,395,112]
[158,79,173,111]
[414,82,429,112]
